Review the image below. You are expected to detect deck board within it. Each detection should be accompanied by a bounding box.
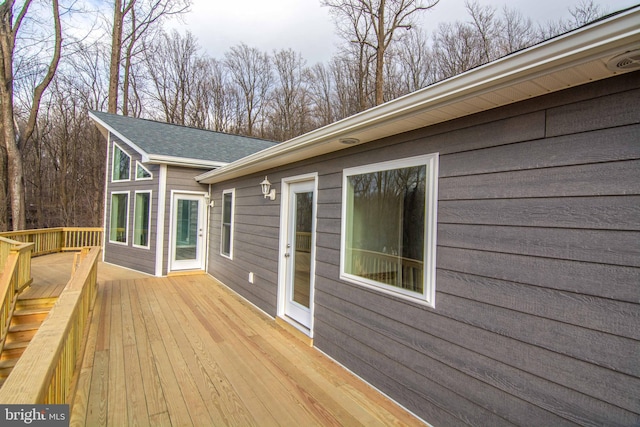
[129,281,167,418]
[66,267,423,425]
[107,281,128,427]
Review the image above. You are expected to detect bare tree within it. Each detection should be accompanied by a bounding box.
[23,74,106,229]
[224,43,273,137]
[432,21,483,79]
[107,0,190,115]
[394,28,434,93]
[268,49,311,141]
[499,6,537,53]
[323,0,439,106]
[465,0,498,64]
[308,63,336,128]
[144,30,205,126]
[208,58,238,133]
[0,0,62,230]
[540,0,607,38]
[568,0,607,27]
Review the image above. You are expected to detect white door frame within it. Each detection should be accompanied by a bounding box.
[168,190,207,272]
[277,173,318,336]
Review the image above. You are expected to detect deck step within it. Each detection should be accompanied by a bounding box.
[0,297,55,380]
[0,340,29,361]
[0,299,54,383]
[8,322,43,333]
[10,307,51,325]
[5,322,42,344]
[16,297,57,309]
[0,358,18,377]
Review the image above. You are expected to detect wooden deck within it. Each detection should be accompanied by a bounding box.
[28,254,422,426]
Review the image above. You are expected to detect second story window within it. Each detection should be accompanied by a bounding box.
[112,142,131,182]
[136,161,152,180]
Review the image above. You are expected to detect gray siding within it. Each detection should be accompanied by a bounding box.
[208,181,281,314]
[104,136,159,275]
[208,71,640,425]
[161,166,209,275]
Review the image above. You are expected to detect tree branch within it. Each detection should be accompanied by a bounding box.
[19,0,62,148]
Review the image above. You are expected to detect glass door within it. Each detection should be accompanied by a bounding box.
[284,181,315,329]
[171,193,206,271]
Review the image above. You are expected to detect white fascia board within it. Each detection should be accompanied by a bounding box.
[88,111,150,160]
[143,154,227,169]
[196,6,640,185]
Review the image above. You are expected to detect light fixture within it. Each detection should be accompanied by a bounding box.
[339,137,360,145]
[260,176,276,200]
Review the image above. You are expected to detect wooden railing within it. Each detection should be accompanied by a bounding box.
[0,247,100,404]
[296,232,312,253]
[0,237,34,356]
[0,227,103,257]
[350,248,424,292]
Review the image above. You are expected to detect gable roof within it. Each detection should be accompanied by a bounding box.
[89,111,278,168]
[196,5,640,184]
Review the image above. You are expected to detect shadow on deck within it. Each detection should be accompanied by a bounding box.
[29,253,422,426]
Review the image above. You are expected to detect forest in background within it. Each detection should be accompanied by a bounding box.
[0,0,608,231]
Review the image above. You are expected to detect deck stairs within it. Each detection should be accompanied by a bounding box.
[0,296,57,387]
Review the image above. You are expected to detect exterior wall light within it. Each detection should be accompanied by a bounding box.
[261,176,276,200]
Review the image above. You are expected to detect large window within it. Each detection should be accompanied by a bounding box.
[109,192,130,244]
[133,191,151,248]
[112,143,131,181]
[341,154,438,305]
[221,189,234,258]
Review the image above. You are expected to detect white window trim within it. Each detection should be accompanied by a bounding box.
[111,142,131,182]
[135,161,153,181]
[109,191,130,246]
[133,190,152,249]
[220,188,235,259]
[155,164,167,276]
[339,153,439,307]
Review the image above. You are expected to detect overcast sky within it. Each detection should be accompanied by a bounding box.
[171,0,637,65]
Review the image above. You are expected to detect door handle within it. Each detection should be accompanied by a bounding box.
[284,253,290,258]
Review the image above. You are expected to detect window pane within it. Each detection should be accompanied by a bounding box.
[134,193,151,247]
[221,192,233,256]
[345,166,426,293]
[221,225,231,256]
[293,191,313,307]
[176,200,199,260]
[110,193,128,243]
[136,163,151,179]
[113,145,131,181]
[223,193,232,224]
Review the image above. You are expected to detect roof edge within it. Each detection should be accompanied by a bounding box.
[196,6,640,184]
[144,154,227,169]
[89,110,150,160]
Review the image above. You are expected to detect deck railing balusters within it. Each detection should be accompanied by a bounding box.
[0,227,103,257]
[0,246,101,404]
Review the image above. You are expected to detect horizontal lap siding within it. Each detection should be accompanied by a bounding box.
[207,180,281,315]
[208,71,640,426]
[104,136,159,275]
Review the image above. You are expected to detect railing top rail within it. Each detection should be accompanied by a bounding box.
[0,236,20,245]
[0,228,64,237]
[350,247,424,266]
[0,236,34,251]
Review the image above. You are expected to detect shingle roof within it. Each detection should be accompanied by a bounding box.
[90,111,278,165]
